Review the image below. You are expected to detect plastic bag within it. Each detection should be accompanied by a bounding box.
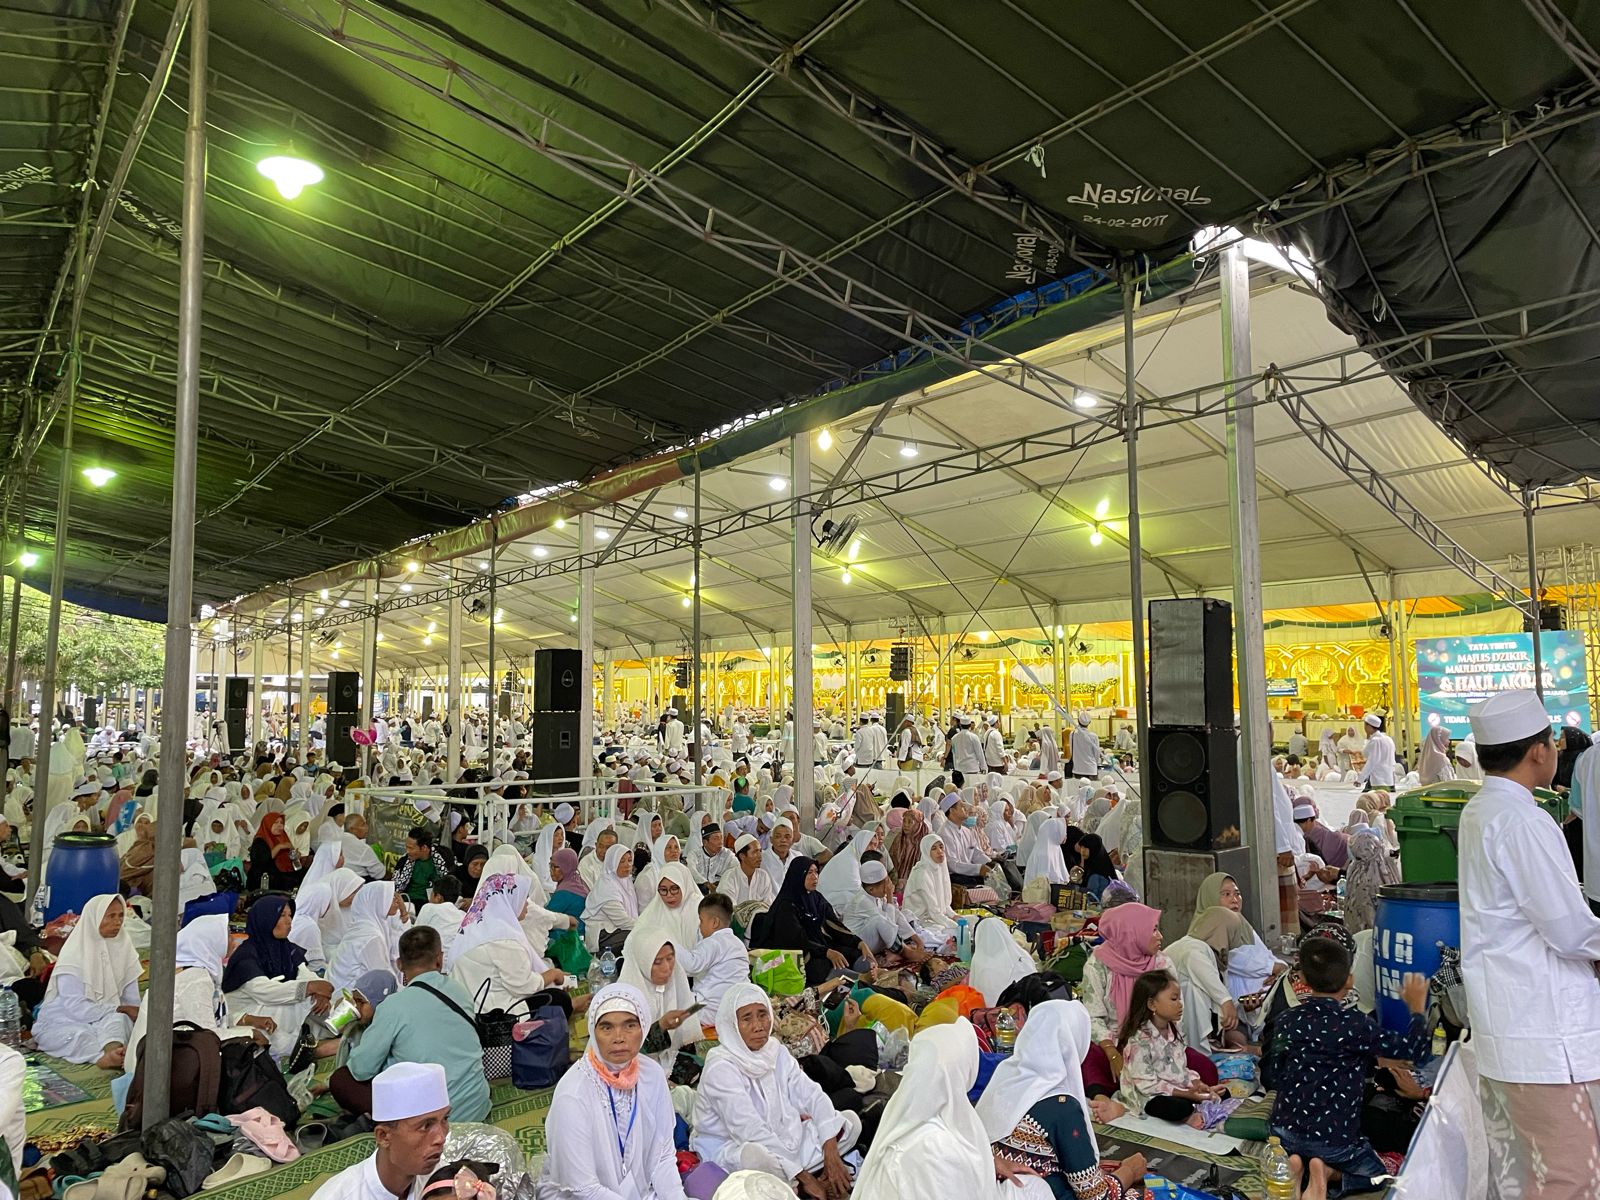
[749,948,805,996]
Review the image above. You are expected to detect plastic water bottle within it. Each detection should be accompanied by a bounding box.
[955,918,971,963]
[993,1007,1017,1055]
[599,948,618,985]
[1263,1136,1295,1200]
[0,990,20,1049]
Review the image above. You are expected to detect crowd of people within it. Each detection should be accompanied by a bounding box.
[0,690,1596,1199]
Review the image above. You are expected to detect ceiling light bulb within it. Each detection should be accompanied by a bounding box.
[256,155,324,200]
[569,612,578,623]
[977,630,990,642]
[81,466,115,487]
[769,477,786,491]
[404,559,419,572]
[400,583,413,593]
[477,561,489,571]
[682,596,692,608]
[376,633,385,643]
[313,605,325,615]
[899,441,918,458]
[595,528,611,541]
[18,551,38,568]
[424,635,433,646]
[673,508,689,521]
[338,599,350,608]
[291,611,303,622]
[320,588,329,600]
[330,649,340,659]
[1090,530,1104,547]
[816,428,833,451]
[531,545,549,559]
[1073,390,1099,410]
[553,518,567,529]
[426,621,437,633]
[840,569,852,585]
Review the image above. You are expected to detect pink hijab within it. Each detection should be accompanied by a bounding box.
[1092,902,1165,1025]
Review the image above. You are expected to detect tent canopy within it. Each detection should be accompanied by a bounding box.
[3,0,1599,619]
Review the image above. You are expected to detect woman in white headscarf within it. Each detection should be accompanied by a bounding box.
[854,1019,1016,1200]
[449,871,570,1015]
[900,833,958,948]
[533,822,564,893]
[976,999,1145,1197]
[327,881,403,993]
[816,826,879,911]
[968,916,1037,1007]
[581,844,639,953]
[634,832,686,909]
[479,844,572,952]
[691,982,859,1186]
[177,847,216,908]
[1317,728,1340,773]
[34,895,142,1067]
[299,866,363,966]
[1023,817,1071,888]
[617,927,698,1072]
[299,840,343,891]
[1036,725,1061,776]
[984,798,1017,853]
[630,860,701,954]
[1417,725,1456,785]
[283,805,314,861]
[125,914,255,1077]
[1016,809,1050,865]
[537,982,687,1200]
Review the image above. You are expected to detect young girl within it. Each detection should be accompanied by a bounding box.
[1114,970,1229,1129]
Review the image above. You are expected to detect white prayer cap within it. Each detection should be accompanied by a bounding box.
[1363,712,1382,729]
[1469,690,1551,745]
[371,1062,449,1122]
[1076,712,1091,727]
[987,714,999,725]
[939,792,962,814]
[958,713,974,726]
[859,860,889,885]
[713,1170,796,1200]
[1292,803,1316,820]
[733,833,759,854]
[73,777,99,798]
[554,802,575,823]
[667,708,678,716]
[1046,770,1064,783]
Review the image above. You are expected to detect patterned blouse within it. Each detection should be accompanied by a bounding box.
[1116,1021,1199,1112]
[992,1095,1142,1200]
[1078,952,1174,1044]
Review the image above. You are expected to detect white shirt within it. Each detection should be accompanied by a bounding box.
[983,728,1006,769]
[0,1043,25,1180]
[678,927,750,1024]
[1459,774,1600,1084]
[1070,726,1100,777]
[664,719,686,756]
[1354,731,1396,787]
[715,864,776,908]
[951,729,985,777]
[341,833,386,880]
[853,726,876,764]
[309,1152,425,1200]
[1287,732,1308,757]
[939,822,989,876]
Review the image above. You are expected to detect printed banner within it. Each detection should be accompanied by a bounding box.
[1414,631,1590,738]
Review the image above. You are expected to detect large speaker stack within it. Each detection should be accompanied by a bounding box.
[532,648,583,789]
[224,676,249,751]
[1144,598,1252,939]
[884,691,906,732]
[888,643,913,683]
[326,670,361,768]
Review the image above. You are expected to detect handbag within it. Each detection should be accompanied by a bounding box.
[749,948,805,996]
[510,1008,571,1089]
[413,979,506,1084]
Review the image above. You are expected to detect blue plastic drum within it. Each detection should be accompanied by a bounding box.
[1373,882,1458,1033]
[42,832,121,922]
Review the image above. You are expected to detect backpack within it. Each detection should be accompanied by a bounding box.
[217,1038,300,1129]
[120,1023,223,1132]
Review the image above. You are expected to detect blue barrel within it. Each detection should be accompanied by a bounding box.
[42,832,120,922]
[1373,883,1458,1033]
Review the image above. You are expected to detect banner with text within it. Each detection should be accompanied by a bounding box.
[1414,631,1590,738]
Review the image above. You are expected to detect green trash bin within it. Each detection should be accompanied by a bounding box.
[1393,780,1566,883]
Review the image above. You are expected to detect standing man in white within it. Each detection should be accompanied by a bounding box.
[1353,712,1395,790]
[1459,690,1600,1198]
[1069,712,1100,781]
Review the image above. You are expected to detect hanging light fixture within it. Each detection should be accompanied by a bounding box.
[256,155,324,199]
[81,466,116,487]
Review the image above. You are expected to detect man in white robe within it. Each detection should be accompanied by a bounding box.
[950,714,985,780]
[1459,690,1600,1198]
[663,709,686,757]
[1069,712,1100,780]
[1353,712,1396,790]
[716,834,775,906]
[341,813,386,881]
[308,1062,450,1200]
[852,718,876,769]
[835,861,926,960]
[983,714,1007,772]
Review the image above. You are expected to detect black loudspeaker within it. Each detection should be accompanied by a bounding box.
[226,712,247,749]
[327,713,361,767]
[327,671,360,714]
[224,676,250,712]
[421,695,434,720]
[889,644,912,683]
[673,657,690,689]
[531,711,580,786]
[498,692,512,721]
[83,696,98,727]
[534,648,582,711]
[1149,598,1235,730]
[1148,725,1242,851]
[1538,604,1566,631]
[885,692,905,730]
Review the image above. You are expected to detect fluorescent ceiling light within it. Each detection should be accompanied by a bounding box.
[257,155,324,199]
[816,428,832,451]
[18,551,38,568]
[768,477,786,491]
[1072,391,1099,410]
[899,441,918,458]
[531,545,549,559]
[81,466,115,487]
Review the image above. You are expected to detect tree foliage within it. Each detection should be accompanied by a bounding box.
[5,583,166,692]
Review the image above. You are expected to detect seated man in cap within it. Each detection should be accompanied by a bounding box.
[310,1062,451,1200]
[935,790,999,887]
[717,833,776,907]
[833,858,929,964]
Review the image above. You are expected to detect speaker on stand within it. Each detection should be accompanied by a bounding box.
[326,671,361,768]
[224,676,249,753]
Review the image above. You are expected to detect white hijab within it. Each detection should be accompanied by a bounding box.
[974,998,1097,1157]
[533,823,563,892]
[448,871,535,969]
[1023,816,1071,886]
[968,916,1035,1006]
[984,800,1016,851]
[46,894,139,1006]
[174,913,230,982]
[630,860,700,952]
[817,827,876,910]
[330,881,397,989]
[582,843,640,926]
[901,833,956,928]
[1016,810,1049,864]
[300,840,342,890]
[702,983,807,1157]
[178,848,215,906]
[854,1020,996,1200]
[617,926,697,1066]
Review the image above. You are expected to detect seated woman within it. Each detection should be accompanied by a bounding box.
[969,916,1037,1006]
[34,894,141,1068]
[752,857,874,987]
[632,861,702,952]
[691,983,860,1196]
[327,881,404,994]
[901,834,958,948]
[1072,832,1119,899]
[532,822,564,893]
[977,999,1148,1200]
[855,1019,1025,1199]
[1023,816,1070,894]
[453,844,489,893]
[223,894,336,1060]
[1114,971,1229,1129]
[545,848,590,970]
[1165,906,1252,1052]
[118,810,156,895]
[582,844,639,955]
[479,845,571,954]
[634,833,687,910]
[617,929,698,1071]
[537,983,688,1200]
[126,915,259,1078]
[448,871,573,1017]
[247,811,303,892]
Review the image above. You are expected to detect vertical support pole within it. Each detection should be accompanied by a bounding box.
[25,388,75,906]
[2,477,25,709]
[1220,239,1278,943]
[487,531,498,803]
[249,637,263,748]
[692,457,704,786]
[579,514,595,791]
[791,437,814,824]
[602,656,614,735]
[1121,269,1150,787]
[1050,605,1064,735]
[144,0,206,1127]
[361,576,377,781]
[447,567,462,777]
[298,599,311,756]
[1525,490,1545,699]
[1384,575,1406,754]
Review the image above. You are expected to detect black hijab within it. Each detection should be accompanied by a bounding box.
[1077,832,1119,884]
[1556,728,1593,791]
[220,895,305,992]
[774,855,831,926]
